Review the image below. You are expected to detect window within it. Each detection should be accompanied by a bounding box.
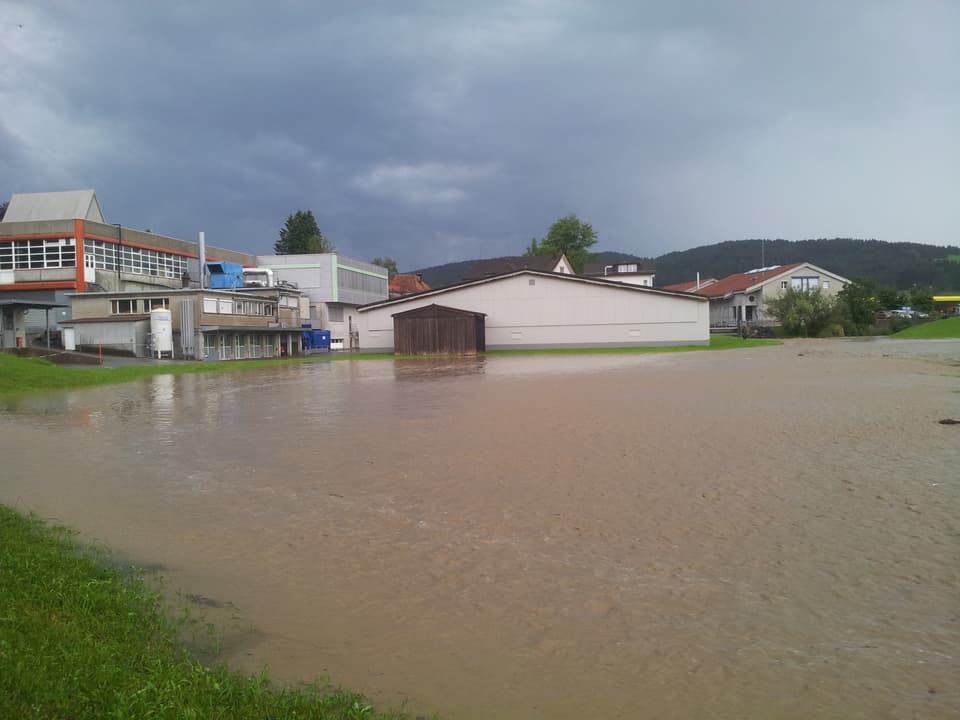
[203,334,215,357]
[0,238,76,270]
[202,297,218,314]
[791,276,820,291]
[617,263,638,273]
[780,280,788,289]
[823,280,830,289]
[217,299,233,314]
[143,298,169,311]
[235,335,244,359]
[111,299,139,314]
[83,240,187,279]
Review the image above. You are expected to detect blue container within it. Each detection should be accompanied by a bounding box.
[316,330,331,349]
[206,261,245,289]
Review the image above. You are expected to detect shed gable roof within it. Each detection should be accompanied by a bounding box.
[392,303,486,319]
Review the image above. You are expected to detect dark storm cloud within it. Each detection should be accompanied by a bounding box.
[1,1,957,269]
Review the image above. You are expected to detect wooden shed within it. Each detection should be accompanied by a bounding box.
[392,303,486,355]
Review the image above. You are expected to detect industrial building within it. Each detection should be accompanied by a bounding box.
[63,284,306,359]
[256,253,388,349]
[0,190,256,348]
[357,270,709,353]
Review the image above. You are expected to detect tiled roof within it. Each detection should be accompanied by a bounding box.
[389,273,430,295]
[693,264,802,297]
[464,255,562,280]
[662,278,717,293]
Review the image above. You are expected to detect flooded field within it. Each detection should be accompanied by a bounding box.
[2,339,958,719]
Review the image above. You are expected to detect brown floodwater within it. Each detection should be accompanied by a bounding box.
[2,339,958,719]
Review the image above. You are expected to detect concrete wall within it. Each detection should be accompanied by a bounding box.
[358,274,709,352]
[257,254,336,303]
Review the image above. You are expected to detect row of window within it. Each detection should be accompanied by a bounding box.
[111,298,170,314]
[202,333,280,360]
[201,297,277,316]
[0,238,76,270]
[84,240,188,279]
[781,277,830,290]
[338,267,388,295]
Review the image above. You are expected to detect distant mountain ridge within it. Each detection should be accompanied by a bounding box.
[411,239,960,291]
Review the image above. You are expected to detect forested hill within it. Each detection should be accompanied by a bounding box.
[654,238,960,290]
[412,239,960,291]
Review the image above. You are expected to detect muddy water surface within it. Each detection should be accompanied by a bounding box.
[2,339,959,719]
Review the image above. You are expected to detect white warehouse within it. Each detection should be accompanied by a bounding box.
[357,270,709,352]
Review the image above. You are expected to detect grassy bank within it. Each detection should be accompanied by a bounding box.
[892,317,960,339]
[0,336,777,396]
[0,505,417,720]
[486,335,777,356]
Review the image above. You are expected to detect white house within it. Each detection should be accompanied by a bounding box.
[357,269,709,352]
[582,260,656,287]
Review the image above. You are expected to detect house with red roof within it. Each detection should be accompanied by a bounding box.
[688,262,850,327]
[389,273,430,297]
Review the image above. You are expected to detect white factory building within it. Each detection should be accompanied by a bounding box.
[356,269,709,353]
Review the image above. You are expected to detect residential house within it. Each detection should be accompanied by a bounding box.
[389,273,430,297]
[582,260,656,287]
[692,263,850,327]
[464,254,573,281]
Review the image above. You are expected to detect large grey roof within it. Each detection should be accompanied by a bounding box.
[2,190,105,223]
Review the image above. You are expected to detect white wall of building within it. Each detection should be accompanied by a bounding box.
[358,272,709,351]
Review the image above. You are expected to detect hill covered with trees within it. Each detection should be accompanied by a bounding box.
[654,238,960,290]
[413,239,960,291]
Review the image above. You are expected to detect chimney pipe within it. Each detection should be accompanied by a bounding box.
[198,231,206,289]
[696,271,700,290]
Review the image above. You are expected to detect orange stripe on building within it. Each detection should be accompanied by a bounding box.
[74,219,87,292]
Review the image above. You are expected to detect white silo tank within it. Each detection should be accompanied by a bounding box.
[150,308,174,358]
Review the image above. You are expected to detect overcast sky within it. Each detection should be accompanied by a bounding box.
[2,1,958,269]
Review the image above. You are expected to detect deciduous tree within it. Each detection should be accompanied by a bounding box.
[525,214,597,272]
[371,257,398,276]
[767,288,841,337]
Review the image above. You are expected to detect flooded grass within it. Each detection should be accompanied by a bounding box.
[0,504,422,720]
[0,337,776,395]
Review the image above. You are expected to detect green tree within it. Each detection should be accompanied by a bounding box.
[274,210,333,255]
[522,237,540,257]
[766,288,842,337]
[526,214,598,272]
[837,278,881,334]
[371,257,398,276]
[906,286,935,314]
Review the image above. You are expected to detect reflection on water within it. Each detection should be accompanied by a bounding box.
[1,341,959,720]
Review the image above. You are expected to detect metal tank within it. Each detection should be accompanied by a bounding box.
[150,308,174,358]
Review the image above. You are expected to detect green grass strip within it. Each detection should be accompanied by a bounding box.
[892,317,960,339]
[486,335,778,356]
[0,336,779,396]
[0,504,420,720]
